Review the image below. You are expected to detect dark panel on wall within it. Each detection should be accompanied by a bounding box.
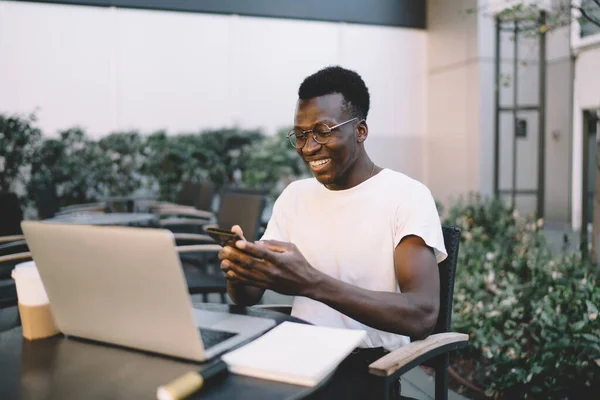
[11,0,426,28]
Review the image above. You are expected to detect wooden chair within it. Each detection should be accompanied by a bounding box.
[156,182,216,228]
[0,237,31,311]
[0,192,23,238]
[0,195,31,330]
[172,190,267,303]
[32,184,107,218]
[32,184,61,219]
[255,226,467,400]
[0,192,30,288]
[151,181,215,218]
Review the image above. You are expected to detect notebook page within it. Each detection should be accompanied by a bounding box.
[221,321,366,386]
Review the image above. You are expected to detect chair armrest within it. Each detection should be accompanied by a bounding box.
[0,240,28,257]
[154,201,178,208]
[158,207,214,220]
[172,233,215,243]
[58,202,106,213]
[0,252,32,264]
[0,235,25,244]
[159,218,212,227]
[369,332,469,378]
[55,205,107,217]
[148,201,180,212]
[252,304,292,315]
[175,244,223,253]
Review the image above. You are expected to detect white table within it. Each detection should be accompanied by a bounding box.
[45,213,158,227]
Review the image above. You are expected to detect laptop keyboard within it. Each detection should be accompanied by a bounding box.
[199,327,238,349]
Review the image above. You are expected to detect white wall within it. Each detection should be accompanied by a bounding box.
[0,1,428,179]
[426,0,572,222]
[426,0,481,203]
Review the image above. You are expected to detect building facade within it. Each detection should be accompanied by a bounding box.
[571,0,600,231]
[1,0,599,231]
[0,0,428,180]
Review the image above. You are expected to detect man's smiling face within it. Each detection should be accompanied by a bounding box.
[293,93,362,189]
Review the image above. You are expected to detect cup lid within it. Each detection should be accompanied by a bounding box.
[11,260,40,280]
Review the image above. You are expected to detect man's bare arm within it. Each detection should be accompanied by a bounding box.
[308,236,440,339]
[220,235,440,339]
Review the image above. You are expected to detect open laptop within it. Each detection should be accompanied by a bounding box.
[20,221,276,362]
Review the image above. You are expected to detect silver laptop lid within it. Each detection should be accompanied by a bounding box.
[21,221,206,361]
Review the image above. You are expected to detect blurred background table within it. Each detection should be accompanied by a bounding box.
[45,212,158,227]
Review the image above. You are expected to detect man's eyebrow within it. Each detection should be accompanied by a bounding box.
[306,119,337,126]
[293,123,312,130]
[293,119,337,130]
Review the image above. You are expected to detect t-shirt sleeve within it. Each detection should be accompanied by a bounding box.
[259,186,292,242]
[394,185,447,263]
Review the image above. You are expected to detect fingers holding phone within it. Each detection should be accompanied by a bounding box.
[212,226,265,283]
[230,225,246,242]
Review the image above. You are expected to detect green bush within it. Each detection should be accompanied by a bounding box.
[98,131,147,197]
[242,129,309,199]
[28,127,113,207]
[444,194,600,399]
[1,111,305,208]
[0,112,42,193]
[141,128,266,202]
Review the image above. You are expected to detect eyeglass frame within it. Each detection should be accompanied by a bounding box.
[286,117,361,149]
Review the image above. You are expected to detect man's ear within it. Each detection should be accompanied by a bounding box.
[356,120,368,143]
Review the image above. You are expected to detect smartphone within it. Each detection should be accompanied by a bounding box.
[205,227,242,247]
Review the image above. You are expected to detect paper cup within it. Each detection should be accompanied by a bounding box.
[12,261,59,340]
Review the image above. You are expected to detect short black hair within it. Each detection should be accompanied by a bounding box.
[298,66,370,120]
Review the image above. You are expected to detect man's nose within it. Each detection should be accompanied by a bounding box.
[302,133,322,154]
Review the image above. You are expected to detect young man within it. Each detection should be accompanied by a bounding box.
[219,66,446,397]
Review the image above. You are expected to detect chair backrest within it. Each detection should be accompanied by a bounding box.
[217,190,266,242]
[194,182,215,212]
[222,186,268,196]
[0,240,30,279]
[176,181,201,207]
[0,192,23,236]
[33,183,60,219]
[432,225,461,335]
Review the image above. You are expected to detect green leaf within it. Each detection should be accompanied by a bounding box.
[581,334,599,342]
[586,300,598,315]
[573,320,586,331]
[540,312,553,325]
[558,337,571,347]
[531,365,543,375]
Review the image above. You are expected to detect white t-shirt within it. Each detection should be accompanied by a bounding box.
[260,168,447,350]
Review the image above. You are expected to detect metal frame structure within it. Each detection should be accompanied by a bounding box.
[493,11,547,218]
[580,110,600,249]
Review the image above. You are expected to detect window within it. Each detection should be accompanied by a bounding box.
[579,0,600,38]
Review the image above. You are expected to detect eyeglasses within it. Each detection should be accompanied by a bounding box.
[286,117,359,149]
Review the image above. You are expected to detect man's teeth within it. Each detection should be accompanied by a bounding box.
[309,159,330,167]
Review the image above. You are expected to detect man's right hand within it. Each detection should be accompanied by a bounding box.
[218,225,265,305]
[218,225,244,278]
[230,225,246,242]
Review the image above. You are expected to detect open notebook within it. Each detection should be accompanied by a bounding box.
[221,321,367,387]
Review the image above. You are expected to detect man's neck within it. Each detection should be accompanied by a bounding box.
[325,157,375,191]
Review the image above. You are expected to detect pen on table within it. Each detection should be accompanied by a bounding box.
[156,359,229,400]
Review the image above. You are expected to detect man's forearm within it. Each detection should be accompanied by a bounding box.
[307,273,438,340]
[226,281,265,306]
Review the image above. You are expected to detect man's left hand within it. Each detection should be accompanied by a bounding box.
[218,240,321,296]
